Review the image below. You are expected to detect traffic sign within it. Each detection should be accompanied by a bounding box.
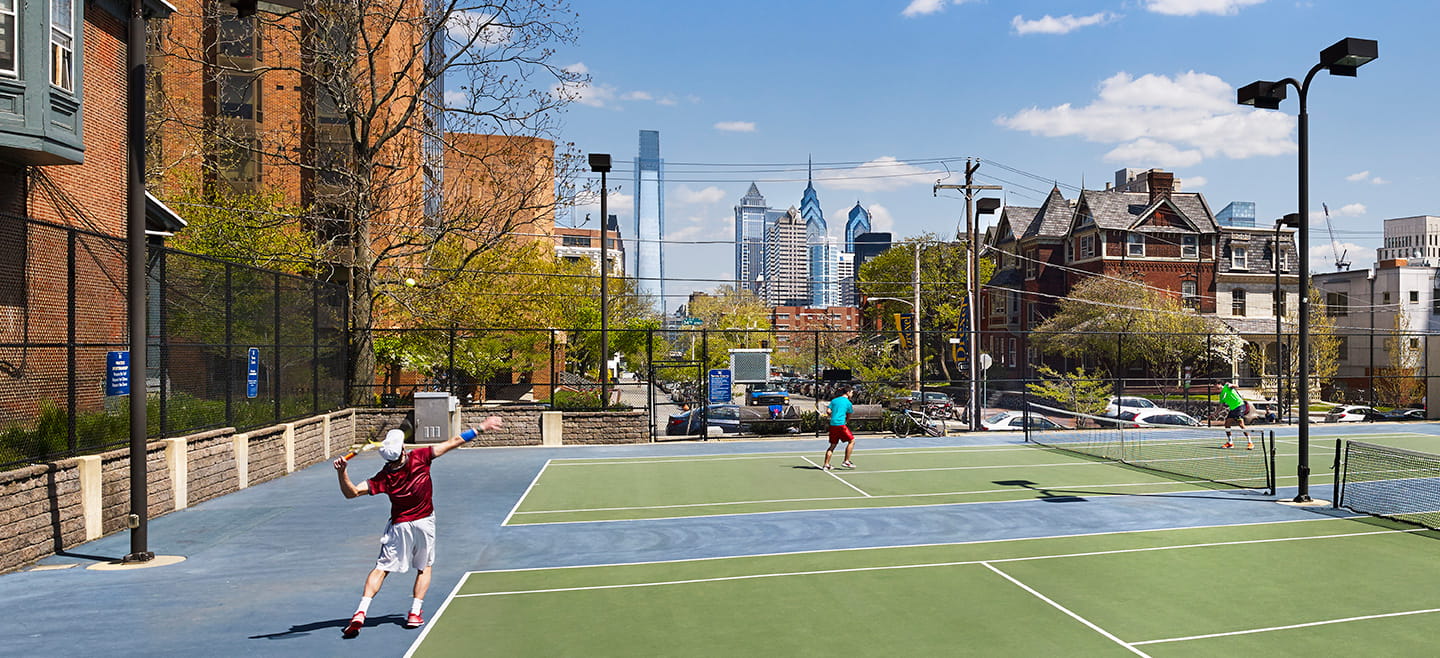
[683,317,703,326]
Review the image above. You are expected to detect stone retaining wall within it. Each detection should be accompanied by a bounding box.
[0,406,649,573]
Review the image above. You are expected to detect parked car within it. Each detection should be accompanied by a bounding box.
[1325,405,1385,423]
[1381,408,1426,421]
[745,386,789,406]
[665,404,744,436]
[982,411,1063,431]
[1104,396,1170,417]
[1123,409,1202,427]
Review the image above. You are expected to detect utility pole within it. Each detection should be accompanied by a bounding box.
[935,159,1000,431]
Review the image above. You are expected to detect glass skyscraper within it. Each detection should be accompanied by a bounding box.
[845,202,871,253]
[735,183,769,294]
[633,130,665,311]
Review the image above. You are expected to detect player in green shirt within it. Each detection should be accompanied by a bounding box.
[1220,381,1253,450]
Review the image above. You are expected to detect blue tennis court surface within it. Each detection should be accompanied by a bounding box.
[3,424,1438,656]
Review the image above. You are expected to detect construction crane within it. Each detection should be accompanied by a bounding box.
[1323,203,1349,271]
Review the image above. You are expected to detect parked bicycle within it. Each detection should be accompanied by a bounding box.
[891,407,948,437]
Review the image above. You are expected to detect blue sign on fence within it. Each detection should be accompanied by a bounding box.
[247,348,259,398]
[707,369,732,404]
[105,351,129,396]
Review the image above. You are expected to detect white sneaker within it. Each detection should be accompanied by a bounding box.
[822,464,833,471]
[842,461,855,469]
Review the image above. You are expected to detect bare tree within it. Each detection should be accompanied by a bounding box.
[150,0,586,397]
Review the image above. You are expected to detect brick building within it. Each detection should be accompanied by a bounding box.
[983,169,1297,382]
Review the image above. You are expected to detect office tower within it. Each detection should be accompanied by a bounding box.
[762,208,810,306]
[810,236,841,307]
[735,183,769,293]
[845,202,871,253]
[853,232,893,270]
[838,251,856,306]
[633,130,665,311]
[1216,201,1257,227]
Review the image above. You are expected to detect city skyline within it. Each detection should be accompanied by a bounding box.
[561,0,1437,306]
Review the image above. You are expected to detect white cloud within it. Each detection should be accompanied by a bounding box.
[996,71,1295,168]
[621,91,654,101]
[446,11,512,46]
[714,121,757,133]
[443,90,467,107]
[674,186,727,205]
[552,62,681,110]
[814,157,943,192]
[1012,13,1118,35]
[1185,175,1208,188]
[1346,170,1387,185]
[657,97,679,107]
[902,0,946,17]
[867,204,896,233]
[1142,0,1266,16]
[1311,241,1367,272]
[1337,203,1367,216]
[667,215,730,242]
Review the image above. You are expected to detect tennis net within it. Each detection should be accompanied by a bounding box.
[1021,403,1275,493]
[1335,441,1440,530]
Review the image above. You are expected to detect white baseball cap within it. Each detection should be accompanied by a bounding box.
[378,429,405,462]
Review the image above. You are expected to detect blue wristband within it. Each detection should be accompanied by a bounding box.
[460,428,478,441]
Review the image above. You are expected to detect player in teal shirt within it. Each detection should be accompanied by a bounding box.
[822,387,856,470]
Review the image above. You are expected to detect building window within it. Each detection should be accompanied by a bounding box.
[1232,246,1247,270]
[217,13,256,58]
[1337,336,1348,355]
[1232,289,1246,316]
[1182,235,1197,258]
[561,235,590,247]
[1024,250,1037,279]
[219,73,259,120]
[1383,291,1391,305]
[1008,338,1017,366]
[1432,291,1440,314]
[1182,281,1198,308]
[1274,290,1286,317]
[1411,338,1421,350]
[1411,290,1420,303]
[1127,233,1144,256]
[50,0,73,91]
[1079,235,1095,259]
[1278,247,1288,272]
[0,0,15,78]
[1326,292,1349,316]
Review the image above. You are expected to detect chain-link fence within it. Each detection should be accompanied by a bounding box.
[0,214,348,470]
[360,323,1440,437]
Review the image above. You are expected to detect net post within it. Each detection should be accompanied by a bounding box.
[1332,439,1345,509]
[1268,430,1276,495]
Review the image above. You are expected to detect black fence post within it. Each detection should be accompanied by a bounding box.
[273,271,281,424]
[66,230,77,454]
[311,277,319,416]
[224,262,234,428]
[158,249,168,437]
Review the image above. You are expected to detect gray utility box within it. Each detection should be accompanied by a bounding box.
[414,391,458,443]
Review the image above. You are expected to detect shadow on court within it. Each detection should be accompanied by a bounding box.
[248,613,407,640]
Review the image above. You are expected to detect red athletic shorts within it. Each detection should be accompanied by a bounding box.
[828,425,854,444]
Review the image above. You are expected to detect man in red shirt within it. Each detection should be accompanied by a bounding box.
[334,416,502,637]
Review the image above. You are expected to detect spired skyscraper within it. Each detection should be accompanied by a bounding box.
[633,130,665,311]
[845,202,872,253]
[799,158,836,307]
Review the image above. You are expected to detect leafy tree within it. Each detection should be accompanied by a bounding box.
[856,235,991,381]
[1031,275,1228,387]
[1026,365,1112,420]
[1377,310,1424,407]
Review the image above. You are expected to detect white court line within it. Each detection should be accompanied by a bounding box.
[800,455,872,497]
[547,444,1041,466]
[982,561,1150,657]
[403,573,468,658]
[507,475,1220,519]
[502,459,551,526]
[450,527,1419,599]
[1132,607,1440,646]
[468,516,1365,575]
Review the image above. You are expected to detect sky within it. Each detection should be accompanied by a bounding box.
[553,0,1439,313]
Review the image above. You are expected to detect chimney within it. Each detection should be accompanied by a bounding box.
[1147,170,1174,204]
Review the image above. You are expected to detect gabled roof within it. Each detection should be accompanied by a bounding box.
[1074,189,1218,234]
[1023,187,1073,239]
[995,206,1039,245]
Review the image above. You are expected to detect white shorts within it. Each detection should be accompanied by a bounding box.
[375,515,436,573]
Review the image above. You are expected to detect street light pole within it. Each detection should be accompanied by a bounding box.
[1239,37,1378,503]
[589,153,612,407]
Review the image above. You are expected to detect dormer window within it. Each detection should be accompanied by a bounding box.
[1232,246,1247,270]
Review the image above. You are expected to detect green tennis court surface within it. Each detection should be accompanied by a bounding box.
[411,517,1440,657]
[507,432,1440,525]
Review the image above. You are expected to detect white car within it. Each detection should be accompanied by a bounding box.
[982,411,1063,431]
[1123,409,1202,427]
[1325,405,1383,423]
[1105,396,1167,417]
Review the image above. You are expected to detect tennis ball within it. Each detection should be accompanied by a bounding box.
[404,278,417,287]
